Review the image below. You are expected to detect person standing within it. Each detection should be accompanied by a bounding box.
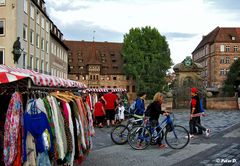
[134,92,147,117]
[94,99,106,128]
[189,87,210,138]
[118,101,125,123]
[101,89,118,127]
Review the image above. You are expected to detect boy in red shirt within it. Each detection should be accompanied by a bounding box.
[94,99,106,128]
[189,87,210,138]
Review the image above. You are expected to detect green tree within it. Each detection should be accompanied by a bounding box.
[122,26,172,98]
[222,59,240,96]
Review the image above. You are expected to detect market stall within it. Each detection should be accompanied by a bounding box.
[0,65,94,166]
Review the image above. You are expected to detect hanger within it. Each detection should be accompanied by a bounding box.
[50,92,71,102]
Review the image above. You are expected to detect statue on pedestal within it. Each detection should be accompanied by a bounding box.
[12,37,23,64]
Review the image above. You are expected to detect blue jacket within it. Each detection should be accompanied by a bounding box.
[23,101,53,162]
[135,97,145,115]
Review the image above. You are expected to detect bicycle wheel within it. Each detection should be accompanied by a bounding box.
[165,125,190,149]
[150,130,164,145]
[111,124,130,145]
[128,126,151,150]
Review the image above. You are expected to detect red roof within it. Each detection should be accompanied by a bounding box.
[192,27,240,54]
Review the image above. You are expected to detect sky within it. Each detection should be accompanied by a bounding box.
[45,0,240,67]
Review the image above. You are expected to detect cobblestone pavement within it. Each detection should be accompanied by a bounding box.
[81,110,240,166]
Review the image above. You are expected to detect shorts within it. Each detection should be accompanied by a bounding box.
[95,116,105,124]
[105,109,115,121]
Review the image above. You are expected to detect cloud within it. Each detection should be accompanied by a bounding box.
[163,32,198,40]
[45,0,240,65]
[57,21,124,42]
[45,0,90,11]
[204,0,240,11]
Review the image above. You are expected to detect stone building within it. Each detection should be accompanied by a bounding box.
[192,26,240,93]
[0,0,68,78]
[64,40,136,96]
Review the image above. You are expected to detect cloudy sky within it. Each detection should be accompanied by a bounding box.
[45,0,240,66]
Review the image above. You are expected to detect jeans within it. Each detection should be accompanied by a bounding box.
[189,117,206,135]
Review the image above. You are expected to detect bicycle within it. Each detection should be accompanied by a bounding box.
[128,112,190,150]
[110,114,143,145]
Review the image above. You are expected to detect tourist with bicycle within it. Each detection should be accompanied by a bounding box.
[144,92,169,149]
[189,87,210,138]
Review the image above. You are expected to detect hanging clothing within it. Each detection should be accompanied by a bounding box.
[23,133,37,166]
[36,152,51,166]
[23,100,54,162]
[4,92,23,166]
[47,96,67,160]
[23,99,37,166]
[59,101,73,163]
[64,102,75,166]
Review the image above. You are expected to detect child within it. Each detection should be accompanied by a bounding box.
[94,99,106,128]
[118,101,125,123]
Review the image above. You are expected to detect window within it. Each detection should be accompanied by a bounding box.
[113,76,117,80]
[0,20,4,35]
[41,38,44,50]
[126,86,130,92]
[226,57,230,64]
[0,49,4,64]
[0,0,6,5]
[46,41,48,53]
[23,25,27,40]
[30,29,34,44]
[220,69,225,76]
[46,62,49,73]
[36,57,39,71]
[30,4,34,19]
[41,60,44,72]
[226,69,230,75]
[234,46,238,52]
[36,10,40,24]
[30,56,33,70]
[220,57,224,64]
[46,22,49,32]
[41,16,44,28]
[225,45,230,52]
[24,0,28,13]
[36,34,39,47]
[132,85,136,92]
[220,45,224,52]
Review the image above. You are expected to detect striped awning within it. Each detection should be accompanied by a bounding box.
[86,88,127,93]
[0,65,87,89]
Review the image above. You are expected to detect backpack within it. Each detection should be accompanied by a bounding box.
[199,98,205,113]
[145,102,153,117]
[128,100,137,114]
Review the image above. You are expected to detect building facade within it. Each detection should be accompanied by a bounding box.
[192,27,240,92]
[64,40,136,94]
[0,0,68,78]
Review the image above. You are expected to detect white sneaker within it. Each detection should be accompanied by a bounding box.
[205,129,210,137]
[188,134,195,139]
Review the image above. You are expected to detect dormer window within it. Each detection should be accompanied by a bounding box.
[232,36,236,40]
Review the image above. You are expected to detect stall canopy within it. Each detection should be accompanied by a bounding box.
[0,65,87,89]
[86,88,127,93]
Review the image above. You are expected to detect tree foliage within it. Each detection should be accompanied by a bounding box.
[122,26,172,98]
[222,59,240,96]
